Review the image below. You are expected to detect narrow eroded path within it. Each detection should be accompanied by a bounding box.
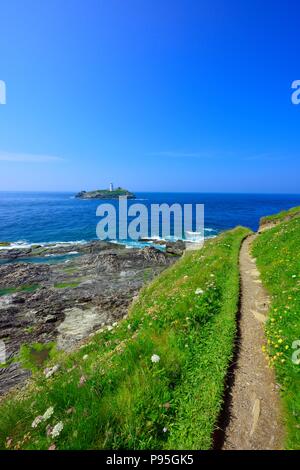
[222,234,284,450]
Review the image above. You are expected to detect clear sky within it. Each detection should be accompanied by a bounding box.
[0,0,299,193]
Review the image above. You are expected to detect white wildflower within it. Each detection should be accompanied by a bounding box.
[51,421,64,438]
[31,415,43,428]
[163,427,168,433]
[42,406,54,421]
[151,354,160,363]
[44,364,60,379]
[195,288,204,295]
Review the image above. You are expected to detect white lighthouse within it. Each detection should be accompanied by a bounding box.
[109,183,114,192]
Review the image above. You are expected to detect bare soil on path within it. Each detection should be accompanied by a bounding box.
[220,234,284,450]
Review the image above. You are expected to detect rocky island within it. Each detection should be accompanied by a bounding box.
[75,186,135,199]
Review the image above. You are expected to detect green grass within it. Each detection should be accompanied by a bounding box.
[0,284,40,297]
[252,214,300,449]
[0,227,250,450]
[260,205,300,225]
[53,281,81,289]
[18,343,58,372]
[62,266,80,274]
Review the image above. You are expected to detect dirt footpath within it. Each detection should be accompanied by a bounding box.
[222,234,284,450]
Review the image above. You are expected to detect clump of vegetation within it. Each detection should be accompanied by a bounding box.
[252,212,300,449]
[18,343,58,372]
[0,227,250,450]
[0,242,11,247]
[260,205,300,225]
[0,284,40,297]
[54,281,81,289]
[62,266,80,274]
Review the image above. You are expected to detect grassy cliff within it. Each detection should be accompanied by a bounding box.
[0,227,250,450]
[252,208,300,449]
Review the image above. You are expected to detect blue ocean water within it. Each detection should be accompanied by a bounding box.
[0,192,300,246]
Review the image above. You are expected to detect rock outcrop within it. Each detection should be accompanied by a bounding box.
[0,240,177,395]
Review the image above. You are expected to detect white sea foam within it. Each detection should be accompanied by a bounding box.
[0,240,87,251]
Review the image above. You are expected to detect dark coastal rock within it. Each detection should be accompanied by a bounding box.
[139,238,166,246]
[165,240,186,256]
[138,238,186,256]
[0,240,122,261]
[140,246,169,264]
[0,241,178,395]
[0,248,32,260]
[0,264,50,288]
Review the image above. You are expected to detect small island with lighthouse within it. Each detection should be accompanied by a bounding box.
[75,183,136,199]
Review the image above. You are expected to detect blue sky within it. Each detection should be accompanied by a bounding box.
[0,0,299,193]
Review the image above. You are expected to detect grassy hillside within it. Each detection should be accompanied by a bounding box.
[252,211,300,449]
[0,227,250,450]
[260,205,300,226]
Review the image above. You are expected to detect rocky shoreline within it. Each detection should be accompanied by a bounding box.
[0,240,181,395]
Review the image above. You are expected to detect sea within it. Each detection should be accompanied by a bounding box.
[0,192,300,252]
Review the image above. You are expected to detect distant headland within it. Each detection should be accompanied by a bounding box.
[75,184,135,199]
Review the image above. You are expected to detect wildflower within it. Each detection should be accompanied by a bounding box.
[83,354,88,361]
[5,437,12,449]
[31,415,43,428]
[51,422,64,438]
[151,354,160,363]
[44,364,60,379]
[42,406,54,421]
[195,288,204,295]
[48,444,56,451]
[78,375,86,387]
[163,427,168,433]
